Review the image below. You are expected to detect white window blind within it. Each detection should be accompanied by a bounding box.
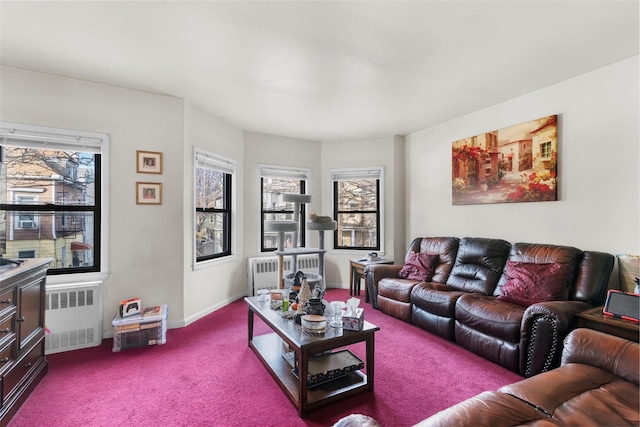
[196,151,236,174]
[259,165,309,180]
[330,167,383,181]
[0,122,106,153]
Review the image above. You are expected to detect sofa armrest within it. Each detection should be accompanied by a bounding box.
[520,300,592,377]
[365,264,403,309]
[413,391,547,427]
[562,328,639,385]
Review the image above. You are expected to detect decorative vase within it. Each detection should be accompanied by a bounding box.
[304,298,325,316]
[297,279,311,313]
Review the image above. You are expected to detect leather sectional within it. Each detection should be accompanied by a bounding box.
[365,237,615,377]
[414,328,639,426]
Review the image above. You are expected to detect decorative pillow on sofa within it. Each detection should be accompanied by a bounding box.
[497,260,573,307]
[398,252,439,282]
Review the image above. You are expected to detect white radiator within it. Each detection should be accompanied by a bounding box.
[247,254,320,296]
[45,281,103,354]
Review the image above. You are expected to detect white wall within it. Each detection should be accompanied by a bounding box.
[405,56,639,288]
[182,103,246,325]
[0,67,187,328]
[242,131,322,260]
[0,67,251,331]
[320,136,406,287]
[1,55,637,335]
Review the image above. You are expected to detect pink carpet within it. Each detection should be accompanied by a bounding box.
[9,289,522,427]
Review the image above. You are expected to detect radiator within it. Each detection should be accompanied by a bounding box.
[45,281,103,354]
[247,254,320,296]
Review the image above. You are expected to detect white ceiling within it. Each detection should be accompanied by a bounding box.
[1,1,638,141]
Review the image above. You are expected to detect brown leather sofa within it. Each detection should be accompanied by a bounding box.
[414,328,640,427]
[365,237,614,377]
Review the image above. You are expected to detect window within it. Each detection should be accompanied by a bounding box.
[260,165,309,252]
[540,141,552,159]
[194,148,235,263]
[0,122,106,275]
[331,167,383,250]
[17,250,35,258]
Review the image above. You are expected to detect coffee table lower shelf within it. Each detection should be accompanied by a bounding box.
[250,332,369,416]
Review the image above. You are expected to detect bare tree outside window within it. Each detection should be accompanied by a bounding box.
[0,146,99,273]
[194,150,233,262]
[195,167,230,259]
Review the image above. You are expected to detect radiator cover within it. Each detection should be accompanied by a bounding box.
[45,281,103,354]
[247,254,320,296]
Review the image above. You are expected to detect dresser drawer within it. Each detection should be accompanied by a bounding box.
[2,342,42,402]
[0,289,16,314]
[0,340,15,373]
[0,313,15,348]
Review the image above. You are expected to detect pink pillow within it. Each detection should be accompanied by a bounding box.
[497,260,573,307]
[398,253,439,282]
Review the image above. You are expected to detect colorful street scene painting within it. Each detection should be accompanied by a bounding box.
[452,115,558,205]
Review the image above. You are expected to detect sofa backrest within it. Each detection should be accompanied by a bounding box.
[405,237,459,284]
[493,243,613,303]
[446,237,511,294]
[570,251,614,304]
[562,328,639,385]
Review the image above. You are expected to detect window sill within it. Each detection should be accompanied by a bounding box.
[193,254,239,271]
[46,271,110,288]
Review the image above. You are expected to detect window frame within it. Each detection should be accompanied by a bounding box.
[0,122,108,279]
[193,148,236,266]
[540,141,552,159]
[331,167,383,251]
[259,165,310,253]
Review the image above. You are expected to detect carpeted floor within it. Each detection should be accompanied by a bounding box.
[8,289,522,427]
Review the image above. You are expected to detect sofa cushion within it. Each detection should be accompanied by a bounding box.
[411,283,466,318]
[446,237,511,295]
[378,278,420,303]
[398,253,439,282]
[413,391,548,427]
[497,260,573,306]
[494,243,582,297]
[416,237,460,283]
[500,363,640,426]
[455,294,524,343]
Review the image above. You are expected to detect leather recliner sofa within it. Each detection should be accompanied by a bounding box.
[365,237,614,377]
[414,328,639,427]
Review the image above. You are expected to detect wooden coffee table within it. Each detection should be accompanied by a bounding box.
[245,296,380,418]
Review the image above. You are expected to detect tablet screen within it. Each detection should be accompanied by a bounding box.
[603,290,640,321]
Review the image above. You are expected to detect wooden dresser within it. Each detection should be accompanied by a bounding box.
[0,258,51,426]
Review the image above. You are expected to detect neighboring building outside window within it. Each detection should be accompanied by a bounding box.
[0,122,106,276]
[194,148,235,264]
[260,165,309,252]
[331,167,383,250]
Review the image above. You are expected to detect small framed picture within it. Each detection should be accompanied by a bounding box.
[136,182,162,205]
[136,150,163,174]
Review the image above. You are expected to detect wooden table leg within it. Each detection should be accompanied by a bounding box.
[247,307,254,346]
[350,263,356,296]
[366,332,375,391]
[299,348,309,418]
[364,271,370,303]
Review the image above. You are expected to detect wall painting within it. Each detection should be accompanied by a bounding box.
[452,114,558,205]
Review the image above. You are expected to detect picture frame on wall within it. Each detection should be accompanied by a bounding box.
[136,150,163,174]
[451,114,558,206]
[136,182,162,205]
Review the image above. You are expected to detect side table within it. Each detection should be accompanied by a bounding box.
[575,306,639,342]
[349,258,393,303]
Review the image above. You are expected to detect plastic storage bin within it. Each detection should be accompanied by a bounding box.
[112,304,168,352]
